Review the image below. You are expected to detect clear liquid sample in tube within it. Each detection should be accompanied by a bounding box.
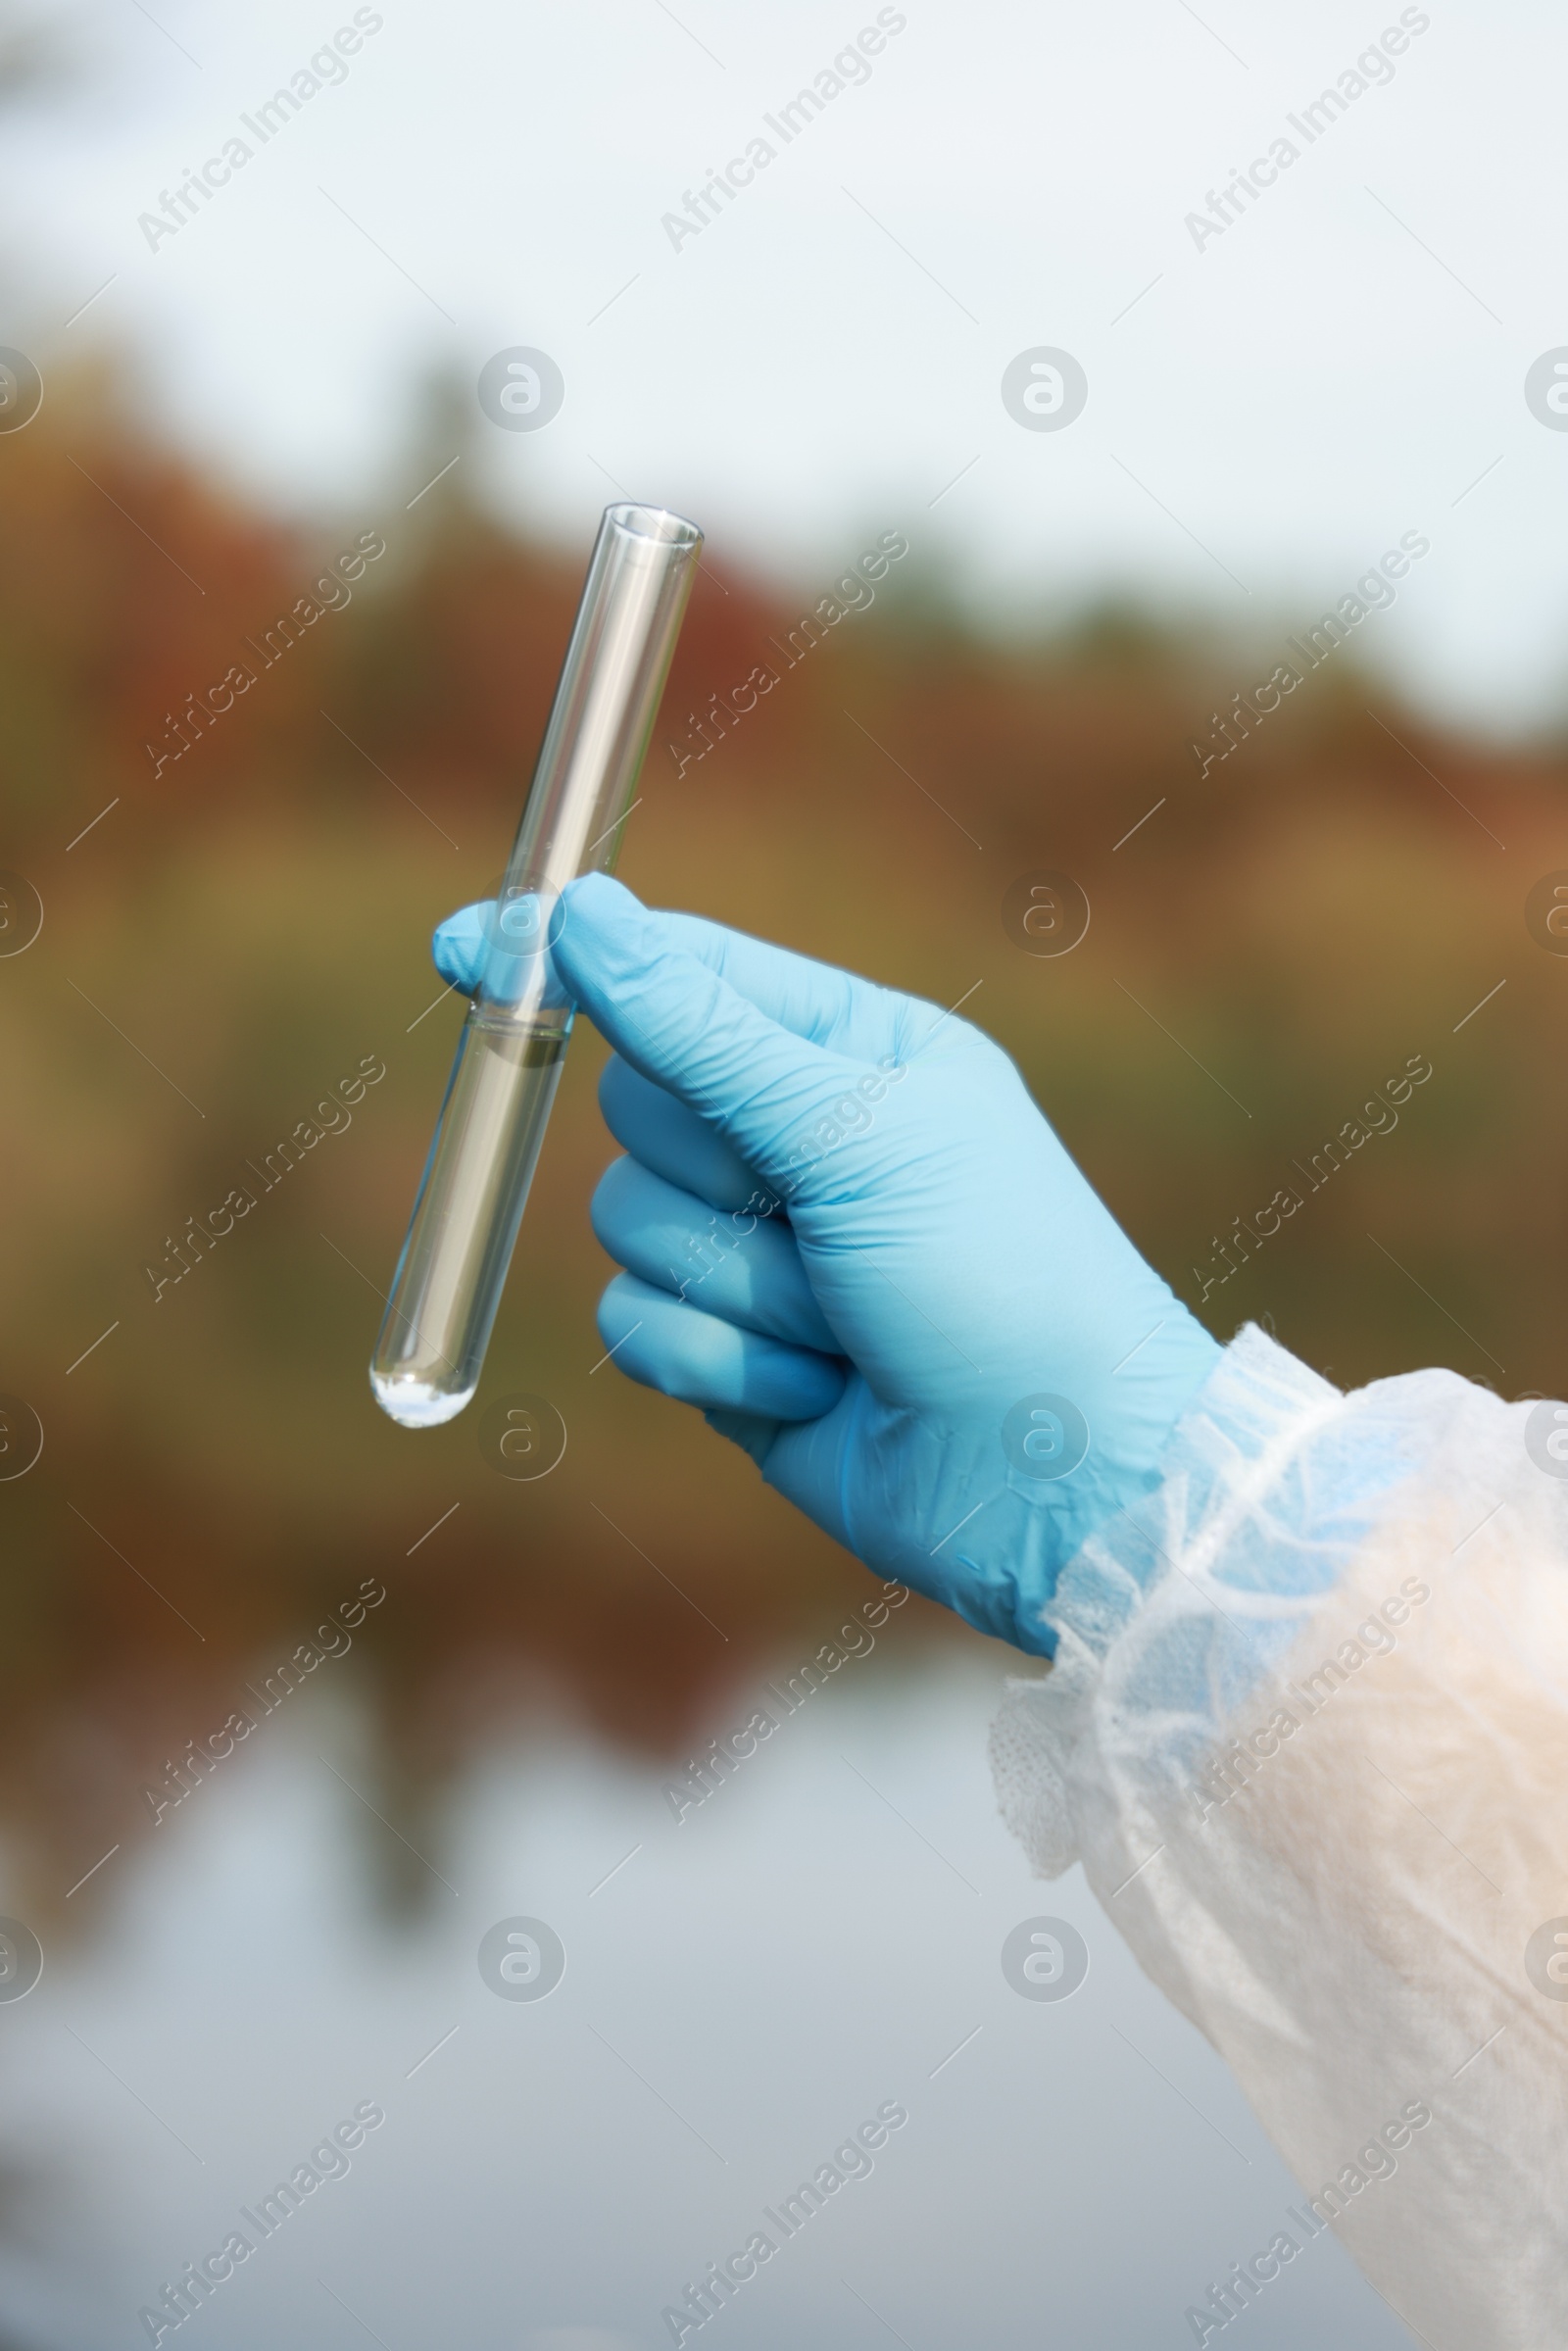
[370,502,704,1427]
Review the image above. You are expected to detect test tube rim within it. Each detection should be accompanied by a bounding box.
[602,501,703,551]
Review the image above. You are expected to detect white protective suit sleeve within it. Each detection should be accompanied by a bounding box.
[990,1324,1568,2351]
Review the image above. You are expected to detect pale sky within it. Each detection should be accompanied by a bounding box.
[5,0,1567,735]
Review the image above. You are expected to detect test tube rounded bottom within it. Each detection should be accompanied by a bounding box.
[369,1013,567,1428]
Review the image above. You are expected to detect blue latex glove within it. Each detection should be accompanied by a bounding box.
[433,876,1221,1655]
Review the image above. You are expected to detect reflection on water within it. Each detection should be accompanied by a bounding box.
[0,1658,1411,2349]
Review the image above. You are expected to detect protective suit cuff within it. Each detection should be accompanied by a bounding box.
[1046,1323,1341,1651]
[993,1323,1350,1875]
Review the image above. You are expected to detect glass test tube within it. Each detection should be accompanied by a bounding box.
[370,501,704,1427]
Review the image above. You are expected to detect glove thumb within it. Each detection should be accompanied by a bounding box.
[554,875,852,1189]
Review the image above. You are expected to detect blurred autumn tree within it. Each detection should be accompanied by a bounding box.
[1,364,1564,1917]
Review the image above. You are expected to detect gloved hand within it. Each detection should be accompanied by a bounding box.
[433,876,1221,1654]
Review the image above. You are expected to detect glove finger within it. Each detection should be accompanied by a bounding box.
[597,1273,847,1420]
[599,1056,770,1217]
[654,907,905,1059]
[434,892,910,1062]
[432,902,489,994]
[555,876,872,1190]
[591,1155,839,1353]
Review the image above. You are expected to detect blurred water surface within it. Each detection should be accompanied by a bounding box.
[0,1661,1415,2349]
